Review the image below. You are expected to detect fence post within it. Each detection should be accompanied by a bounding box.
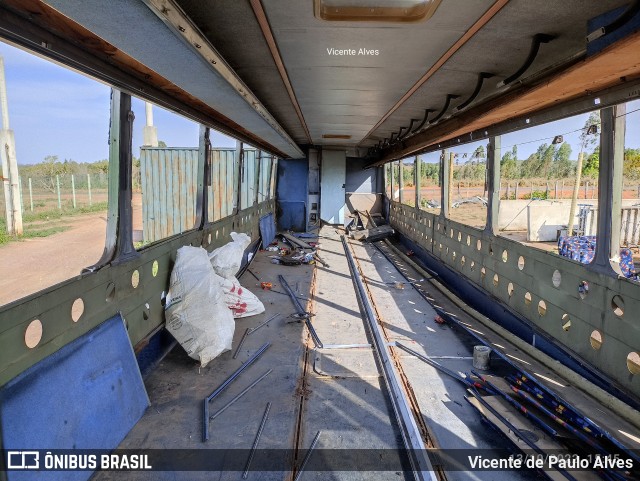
[554,181,558,199]
[28,177,33,211]
[545,182,550,199]
[56,174,61,209]
[71,174,76,209]
[87,173,92,206]
[584,181,588,200]
[515,183,519,200]
[18,175,23,215]
[561,180,564,199]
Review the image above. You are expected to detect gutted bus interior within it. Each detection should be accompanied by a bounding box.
[1,1,640,480]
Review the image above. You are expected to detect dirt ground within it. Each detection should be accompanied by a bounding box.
[0,193,143,307]
[0,212,107,305]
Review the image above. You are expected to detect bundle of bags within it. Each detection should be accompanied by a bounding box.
[164,232,265,366]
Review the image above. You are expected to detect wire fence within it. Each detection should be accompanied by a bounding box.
[0,172,109,220]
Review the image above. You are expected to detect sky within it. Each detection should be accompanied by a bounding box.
[1,40,639,167]
[0,41,235,165]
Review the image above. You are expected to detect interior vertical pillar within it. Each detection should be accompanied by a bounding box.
[486,135,501,235]
[591,105,624,276]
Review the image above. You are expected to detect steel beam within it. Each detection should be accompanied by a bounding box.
[591,105,625,276]
[441,150,450,219]
[341,236,438,481]
[370,74,640,167]
[141,0,303,157]
[414,155,420,210]
[398,160,404,204]
[0,2,292,159]
[485,135,501,235]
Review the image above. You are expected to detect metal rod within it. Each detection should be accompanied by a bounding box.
[465,390,579,481]
[248,313,279,335]
[269,289,308,300]
[293,430,321,481]
[395,342,471,386]
[233,328,251,359]
[278,274,322,348]
[242,402,271,479]
[247,269,260,281]
[203,342,270,442]
[210,369,272,422]
[321,343,372,349]
[340,236,437,481]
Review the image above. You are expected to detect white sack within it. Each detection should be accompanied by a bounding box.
[208,232,252,279]
[221,276,265,318]
[165,246,235,367]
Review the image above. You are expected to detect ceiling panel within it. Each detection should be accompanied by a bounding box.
[262,0,496,146]
[366,0,630,150]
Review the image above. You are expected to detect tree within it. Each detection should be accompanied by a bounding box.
[583,147,599,178]
[501,151,518,179]
[158,140,167,148]
[580,112,601,154]
[624,148,640,181]
[535,143,556,178]
[520,152,539,178]
[552,142,572,178]
[37,155,65,192]
[472,145,486,163]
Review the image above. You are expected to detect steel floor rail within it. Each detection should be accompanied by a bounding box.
[341,235,438,481]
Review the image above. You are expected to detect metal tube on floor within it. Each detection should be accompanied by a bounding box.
[395,342,471,386]
[242,402,271,479]
[203,342,271,442]
[248,313,280,335]
[233,328,251,359]
[465,390,579,481]
[278,274,322,348]
[341,235,438,481]
[293,430,321,481]
[209,369,272,422]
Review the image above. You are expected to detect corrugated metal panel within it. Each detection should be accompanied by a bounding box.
[241,149,258,210]
[142,147,278,244]
[208,148,235,221]
[140,147,199,243]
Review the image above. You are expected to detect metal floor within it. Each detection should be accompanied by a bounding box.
[91,226,543,481]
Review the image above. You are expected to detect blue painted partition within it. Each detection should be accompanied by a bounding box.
[276,158,308,231]
[0,314,149,481]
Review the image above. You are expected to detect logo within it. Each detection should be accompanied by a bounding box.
[7,451,40,469]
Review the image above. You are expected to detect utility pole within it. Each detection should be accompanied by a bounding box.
[0,56,22,235]
[567,151,584,236]
[142,101,158,147]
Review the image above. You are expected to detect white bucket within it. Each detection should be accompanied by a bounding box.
[473,345,491,370]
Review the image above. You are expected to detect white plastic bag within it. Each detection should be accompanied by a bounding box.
[165,246,235,367]
[221,276,265,318]
[208,232,251,279]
